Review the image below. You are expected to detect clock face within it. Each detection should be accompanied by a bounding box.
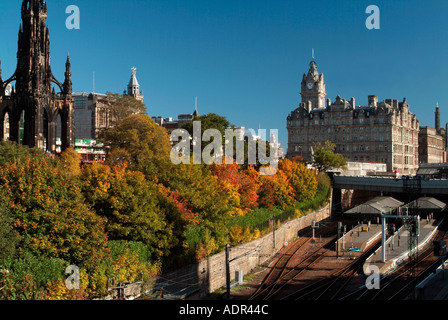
[307,82,313,89]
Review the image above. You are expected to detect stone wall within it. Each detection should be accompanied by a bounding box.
[200,200,332,295]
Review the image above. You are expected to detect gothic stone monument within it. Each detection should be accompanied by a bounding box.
[0,0,74,153]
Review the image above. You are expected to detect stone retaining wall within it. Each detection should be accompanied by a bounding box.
[202,199,332,295]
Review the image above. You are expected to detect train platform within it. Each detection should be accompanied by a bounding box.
[363,218,443,275]
[336,222,383,255]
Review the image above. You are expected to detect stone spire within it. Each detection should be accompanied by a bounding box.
[301,51,326,109]
[127,67,143,102]
[16,0,52,95]
[0,59,3,96]
[63,52,72,96]
[435,102,441,133]
[0,0,75,152]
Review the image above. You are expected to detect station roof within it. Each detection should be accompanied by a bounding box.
[402,197,447,211]
[344,196,404,215]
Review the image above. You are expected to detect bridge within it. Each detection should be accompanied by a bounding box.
[333,176,448,195]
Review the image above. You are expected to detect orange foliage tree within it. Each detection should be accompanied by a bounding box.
[0,152,109,271]
[209,161,261,215]
[278,159,318,202]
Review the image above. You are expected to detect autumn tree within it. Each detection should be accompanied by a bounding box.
[257,169,296,210]
[99,113,172,165]
[59,147,81,176]
[279,159,318,202]
[0,153,109,270]
[209,161,260,215]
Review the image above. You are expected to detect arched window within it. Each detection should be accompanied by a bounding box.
[2,111,10,141]
[43,109,49,151]
[19,110,25,145]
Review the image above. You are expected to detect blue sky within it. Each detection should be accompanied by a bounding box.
[1,0,447,148]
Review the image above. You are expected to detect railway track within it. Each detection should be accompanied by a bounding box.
[247,217,447,301]
[248,236,312,300]
[249,220,339,300]
[281,239,381,300]
[340,218,448,301]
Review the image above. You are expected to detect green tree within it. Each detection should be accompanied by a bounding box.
[180,113,271,166]
[181,113,230,139]
[104,92,147,122]
[0,188,19,265]
[80,163,176,259]
[138,158,233,257]
[0,141,47,166]
[312,141,348,172]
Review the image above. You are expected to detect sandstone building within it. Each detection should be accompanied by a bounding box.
[73,67,144,140]
[417,105,446,164]
[418,126,445,164]
[287,57,420,175]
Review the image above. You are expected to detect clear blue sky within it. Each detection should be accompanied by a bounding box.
[1,0,447,148]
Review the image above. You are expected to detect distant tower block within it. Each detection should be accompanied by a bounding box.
[127,67,144,103]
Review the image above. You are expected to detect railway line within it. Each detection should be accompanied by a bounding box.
[245,216,447,301]
[280,239,381,300]
[248,220,343,300]
[341,220,448,301]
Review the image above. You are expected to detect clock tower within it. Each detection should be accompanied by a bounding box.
[300,54,326,109]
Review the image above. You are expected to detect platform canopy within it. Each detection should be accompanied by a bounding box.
[344,196,404,216]
[401,197,447,212]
